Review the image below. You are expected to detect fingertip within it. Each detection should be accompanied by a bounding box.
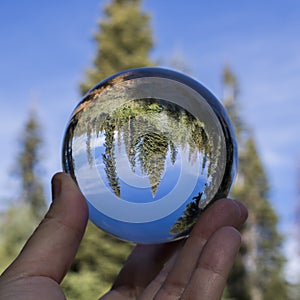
[213,198,248,224]
[51,172,68,184]
[50,172,89,229]
[191,197,247,243]
[232,199,248,223]
[51,173,63,201]
[51,172,75,194]
[51,172,87,210]
[221,225,242,248]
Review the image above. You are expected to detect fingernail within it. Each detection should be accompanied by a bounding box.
[51,175,62,201]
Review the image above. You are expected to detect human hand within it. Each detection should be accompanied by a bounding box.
[0,172,247,300]
[101,197,248,299]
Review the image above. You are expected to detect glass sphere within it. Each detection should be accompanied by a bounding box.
[62,67,237,244]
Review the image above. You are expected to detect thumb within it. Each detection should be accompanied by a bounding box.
[1,172,88,283]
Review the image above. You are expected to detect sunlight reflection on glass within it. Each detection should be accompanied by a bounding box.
[62,67,237,244]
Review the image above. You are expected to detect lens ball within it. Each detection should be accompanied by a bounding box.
[62,67,237,244]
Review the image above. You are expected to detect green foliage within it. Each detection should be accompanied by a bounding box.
[62,269,106,300]
[0,109,47,276]
[102,117,120,197]
[222,66,244,141]
[62,222,133,299]
[287,282,300,300]
[0,204,38,274]
[170,192,202,236]
[80,0,154,94]
[16,111,46,219]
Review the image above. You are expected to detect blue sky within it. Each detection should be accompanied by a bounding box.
[1,0,300,277]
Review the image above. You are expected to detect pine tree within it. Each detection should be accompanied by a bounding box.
[62,1,155,298]
[102,117,120,197]
[137,132,168,197]
[223,67,290,299]
[80,0,154,94]
[16,110,46,219]
[0,110,46,272]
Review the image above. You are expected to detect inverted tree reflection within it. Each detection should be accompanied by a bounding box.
[82,98,214,199]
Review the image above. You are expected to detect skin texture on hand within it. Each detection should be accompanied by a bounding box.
[0,172,248,300]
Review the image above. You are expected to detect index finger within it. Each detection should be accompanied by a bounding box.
[1,172,89,284]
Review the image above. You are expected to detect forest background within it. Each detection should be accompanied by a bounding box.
[0,0,300,299]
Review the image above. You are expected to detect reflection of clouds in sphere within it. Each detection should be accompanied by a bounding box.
[62,67,237,244]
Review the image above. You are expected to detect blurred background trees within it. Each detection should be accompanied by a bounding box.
[0,0,298,299]
[16,110,46,219]
[222,67,290,300]
[0,110,46,271]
